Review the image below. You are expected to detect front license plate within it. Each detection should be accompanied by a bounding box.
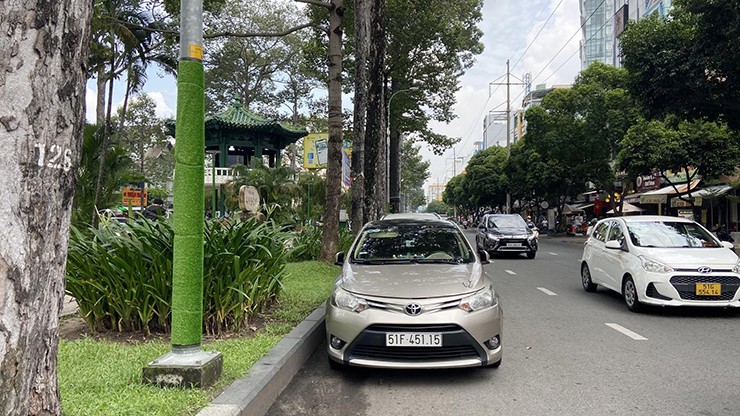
[386,333,442,347]
[696,283,721,296]
[506,242,522,247]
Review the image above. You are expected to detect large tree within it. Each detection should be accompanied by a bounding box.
[620,0,740,127]
[399,138,431,212]
[0,1,92,414]
[617,117,740,206]
[461,146,509,209]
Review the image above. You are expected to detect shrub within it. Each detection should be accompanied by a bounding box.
[65,218,287,335]
[286,225,356,261]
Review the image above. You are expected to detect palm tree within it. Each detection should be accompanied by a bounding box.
[89,0,177,223]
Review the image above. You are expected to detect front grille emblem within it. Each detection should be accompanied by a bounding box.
[405,303,422,316]
[697,266,712,274]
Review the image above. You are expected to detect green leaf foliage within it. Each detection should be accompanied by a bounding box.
[620,1,740,127]
[65,218,289,336]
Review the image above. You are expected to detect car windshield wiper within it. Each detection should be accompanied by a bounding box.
[415,258,467,264]
[351,258,412,264]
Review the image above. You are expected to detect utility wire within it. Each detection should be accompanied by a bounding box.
[510,0,566,73]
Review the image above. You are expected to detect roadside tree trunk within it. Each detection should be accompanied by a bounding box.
[96,69,106,125]
[350,0,371,234]
[319,0,344,262]
[0,1,92,414]
[363,0,386,222]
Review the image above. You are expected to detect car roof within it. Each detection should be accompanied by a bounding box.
[366,215,456,229]
[380,213,442,220]
[604,215,695,223]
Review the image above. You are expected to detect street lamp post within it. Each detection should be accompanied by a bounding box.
[387,86,419,212]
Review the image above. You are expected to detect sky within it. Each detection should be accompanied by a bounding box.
[85,0,583,196]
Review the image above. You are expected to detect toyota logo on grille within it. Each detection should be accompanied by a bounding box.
[405,303,422,316]
[697,266,712,274]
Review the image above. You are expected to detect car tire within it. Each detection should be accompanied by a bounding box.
[581,263,597,292]
[622,276,643,313]
[526,251,536,259]
[328,356,346,371]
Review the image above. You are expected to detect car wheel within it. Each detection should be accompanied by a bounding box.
[622,276,643,313]
[328,356,346,371]
[526,251,536,259]
[581,263,597,292]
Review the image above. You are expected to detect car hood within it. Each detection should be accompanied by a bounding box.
[487,228,531,236]
[638,247,739,269]
[338,262,485,298]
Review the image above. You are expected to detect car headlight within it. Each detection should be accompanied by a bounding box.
[332,287,368,313]
[487,233,499,241]
[639,256,674,273]
[459,286,497,312]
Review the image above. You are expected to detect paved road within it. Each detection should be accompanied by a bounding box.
[267,233,740,416]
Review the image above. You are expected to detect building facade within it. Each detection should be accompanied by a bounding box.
[580,0,615,69]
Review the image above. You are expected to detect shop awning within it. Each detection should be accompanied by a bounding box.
[622,192,645,204]
[690,185,733,199]
[607,202,645,214]
[639,179,701,204]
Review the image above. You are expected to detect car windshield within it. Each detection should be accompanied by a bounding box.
[626,221,721,248]
[487,216,525,229]
[351,225,474,263]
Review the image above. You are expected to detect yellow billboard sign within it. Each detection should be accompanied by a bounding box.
[303,133,329,169]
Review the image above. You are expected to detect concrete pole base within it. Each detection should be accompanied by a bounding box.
[143,348,223,388]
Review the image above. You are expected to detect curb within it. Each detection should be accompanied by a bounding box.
[196,304,326,416]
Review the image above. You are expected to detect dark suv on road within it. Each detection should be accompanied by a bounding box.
[476,214,538,259]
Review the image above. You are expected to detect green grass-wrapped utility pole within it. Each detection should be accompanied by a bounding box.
[142,0,222,388]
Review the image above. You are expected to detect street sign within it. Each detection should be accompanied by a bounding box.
[122,187,147,207]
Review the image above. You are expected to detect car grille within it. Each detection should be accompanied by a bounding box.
[669,275,740,301]
[490,238,533,251]
[345,324,485,363]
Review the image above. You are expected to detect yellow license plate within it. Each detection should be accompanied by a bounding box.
[696,283,721,296]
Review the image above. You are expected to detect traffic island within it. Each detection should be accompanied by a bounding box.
[143,347,223,388]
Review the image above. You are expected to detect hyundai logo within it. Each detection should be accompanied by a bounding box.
[697,266,712,274]
[405,303,422,316]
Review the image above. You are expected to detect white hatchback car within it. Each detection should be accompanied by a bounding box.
[580,215,740,312]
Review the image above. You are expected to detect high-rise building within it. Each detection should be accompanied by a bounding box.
[612,0,673,67]
[482,114,507,149]
[580,0,615,69]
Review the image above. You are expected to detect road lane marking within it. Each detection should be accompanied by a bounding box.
[505,269,516,275]
[605,323,648,340]
[548,252,558,256]
[537,287,557,296]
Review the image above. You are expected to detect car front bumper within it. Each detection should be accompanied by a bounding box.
[483,237,538,253]
[636,271,740,307]
[326,300,502,369]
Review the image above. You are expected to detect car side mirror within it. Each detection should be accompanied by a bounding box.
[478,249,490,264]
[720,241,734,250]
[477,224,486,231]
[605,240,622,250]
[335,252,345,265]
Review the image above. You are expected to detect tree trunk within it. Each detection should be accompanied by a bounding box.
[350,0,371,234]
[0,1,92,414]
[96,69,106,125]
[319,0,344,262]
[389,78,401,213]
[92,52,116,224]
[363,0,386,223]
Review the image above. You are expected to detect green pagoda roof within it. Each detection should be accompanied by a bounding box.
[205,99,307,140]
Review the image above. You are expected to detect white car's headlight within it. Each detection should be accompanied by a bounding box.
[459,286,497,312]
[639,256,674,273]
[332,287,368,313]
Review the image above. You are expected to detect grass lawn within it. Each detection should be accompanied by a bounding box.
[58,261,338,416]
